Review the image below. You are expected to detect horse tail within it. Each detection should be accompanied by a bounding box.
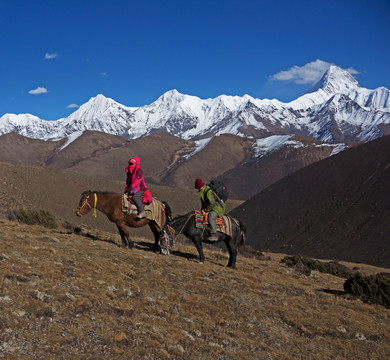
[162,201,172,222]
[238,220,246,250]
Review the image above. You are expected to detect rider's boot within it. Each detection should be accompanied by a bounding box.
[207,233,218,241]
[136,210,147,219]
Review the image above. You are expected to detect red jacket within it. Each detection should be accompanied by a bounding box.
[124,157,147,194]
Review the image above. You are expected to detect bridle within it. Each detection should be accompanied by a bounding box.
[76,194,93,217]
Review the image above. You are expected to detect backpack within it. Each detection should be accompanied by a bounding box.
[207,180,228,203]
[142,189,153,205]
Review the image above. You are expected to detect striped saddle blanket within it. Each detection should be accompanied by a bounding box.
[122,194,166,228]
[194,211,235,237]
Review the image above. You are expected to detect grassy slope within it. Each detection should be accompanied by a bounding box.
[0,219,389,359]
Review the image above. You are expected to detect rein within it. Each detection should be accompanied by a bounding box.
[172,213,195,241]
[93,193,97,218]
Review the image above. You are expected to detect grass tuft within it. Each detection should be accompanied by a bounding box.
[281,254,353,278]
[344,272,390,308]
[14,209,57,229]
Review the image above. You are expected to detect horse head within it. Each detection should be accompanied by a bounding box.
[76,190,93,217]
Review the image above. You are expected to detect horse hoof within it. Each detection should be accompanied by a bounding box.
[128,242,134,249]
[160,248,170,255]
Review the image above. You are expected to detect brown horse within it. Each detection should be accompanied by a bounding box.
[76,190,171,251]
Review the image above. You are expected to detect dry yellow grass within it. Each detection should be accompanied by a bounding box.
[0,218,389,359]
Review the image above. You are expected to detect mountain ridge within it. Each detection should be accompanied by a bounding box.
[1,66,389,143]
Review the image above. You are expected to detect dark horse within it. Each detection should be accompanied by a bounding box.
[168,212,246,268]
[76,190,171,251]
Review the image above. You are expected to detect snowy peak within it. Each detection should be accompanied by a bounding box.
[65,94,133,127]
[307,65,360,95]
[156,89,184,102]
[70,94,125,118]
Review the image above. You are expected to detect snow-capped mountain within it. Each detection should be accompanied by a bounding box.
[305,65,360,97]
[1,66,389,143]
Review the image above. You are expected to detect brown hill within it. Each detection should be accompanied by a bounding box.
[0,131,345,200]
[0,218,389,359]
[0,132,65,166]
[52,132,194,184]
[45,130,129,171]
[230,135,390,268]
[218,135,346,199]
[158,134,255,191]
[0,131,194,184]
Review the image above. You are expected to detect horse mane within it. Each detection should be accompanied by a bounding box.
[168,211,194,230]
[170,211,194,222]
[81,190,117,196]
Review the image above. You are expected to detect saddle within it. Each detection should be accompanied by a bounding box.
[124,190,153,207]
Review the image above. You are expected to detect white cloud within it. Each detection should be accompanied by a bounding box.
[44,53,58,60]
[100,72,107,76]
[344,67,360,75]
[67,103,79,109]
[28,87,48,95]
[270,59,359,85]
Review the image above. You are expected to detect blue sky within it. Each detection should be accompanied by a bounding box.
[1,0,389,120]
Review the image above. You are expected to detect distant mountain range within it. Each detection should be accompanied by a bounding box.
[1,66,390,144]
[1,65,390,201]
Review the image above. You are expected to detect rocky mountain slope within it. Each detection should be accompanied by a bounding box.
[230,135,390,268]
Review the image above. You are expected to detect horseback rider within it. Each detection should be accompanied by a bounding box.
[125,157,147,219]
[195,178,226,241]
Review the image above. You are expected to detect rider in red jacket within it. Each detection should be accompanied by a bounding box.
[125,157,147,218]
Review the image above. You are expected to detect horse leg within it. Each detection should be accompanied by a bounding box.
[116,222,134,249]
[148,223,160,252]
[193,236,205,263]
[224,238,237,269]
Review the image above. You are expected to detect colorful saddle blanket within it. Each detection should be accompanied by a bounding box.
[194,211,234,237]
[122,194,166,228]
